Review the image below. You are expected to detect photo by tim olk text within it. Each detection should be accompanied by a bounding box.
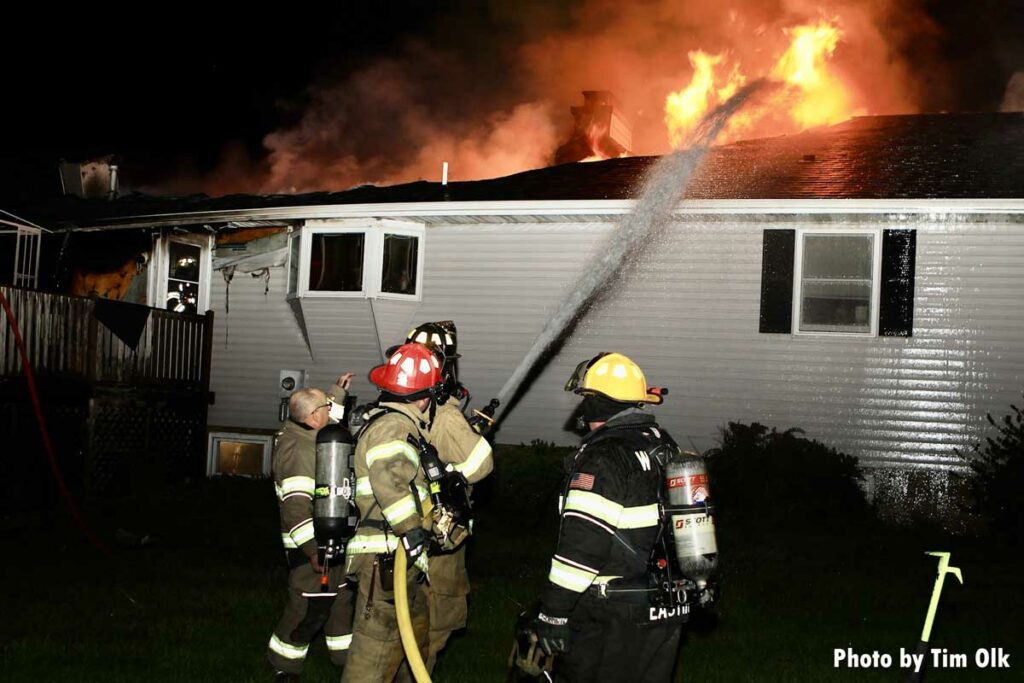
[834,647,1011,673]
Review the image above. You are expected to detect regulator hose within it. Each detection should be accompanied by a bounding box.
[394,543,432,683]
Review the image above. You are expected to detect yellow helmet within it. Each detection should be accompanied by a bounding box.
[565,352,665,404]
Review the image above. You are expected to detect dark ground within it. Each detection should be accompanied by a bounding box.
[1,444,1021,682]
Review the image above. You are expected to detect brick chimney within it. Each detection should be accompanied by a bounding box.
[555,91,633,164]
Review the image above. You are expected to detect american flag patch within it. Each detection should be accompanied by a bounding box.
[570,472,595,491]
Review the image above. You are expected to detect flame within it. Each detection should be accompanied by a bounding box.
[583,121,611,160]
[665,17,864,148]
[578,119,630,162]
[772,21,854,129]
[666,51,746,148]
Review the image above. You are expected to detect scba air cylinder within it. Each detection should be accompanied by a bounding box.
[314,423,357,556]
[665,451,718,586]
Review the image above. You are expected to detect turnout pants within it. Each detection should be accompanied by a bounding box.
[555,593,683,683]
[425,547,470,671]
[342,555,430,683]
[267,562,355,675]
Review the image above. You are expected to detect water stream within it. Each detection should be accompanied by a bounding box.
[493,80,773,425]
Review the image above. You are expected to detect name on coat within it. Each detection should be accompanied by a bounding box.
[648,604,690,621]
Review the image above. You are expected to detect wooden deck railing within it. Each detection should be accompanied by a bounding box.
[1,286,214,390]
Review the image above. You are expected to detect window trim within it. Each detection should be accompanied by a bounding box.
[791,227,883,337]
[295,219,425,301]
[375,224,425,302]
[148,231,213,314]
[300,224,370,299]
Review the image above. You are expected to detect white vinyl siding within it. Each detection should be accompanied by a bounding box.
[205,213,1024,473]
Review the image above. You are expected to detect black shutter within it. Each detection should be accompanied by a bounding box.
[759,229,795,333]
[879,229,916,337]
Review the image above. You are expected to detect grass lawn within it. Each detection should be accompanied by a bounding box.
[1,443,1021,682]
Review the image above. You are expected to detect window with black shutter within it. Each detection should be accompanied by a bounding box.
[759,228,915,336]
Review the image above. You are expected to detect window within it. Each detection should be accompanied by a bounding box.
[797,233,876,334]
[166,241,202,314]
[149,232,212,315]
[206,431,273,477]
[759,228,915,337]
[296,221,424,300]
[309,232,365,292]
[381,233,419,295]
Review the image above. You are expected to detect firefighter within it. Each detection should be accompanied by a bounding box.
[268,375,356,680]
[341,343,443,683]
[526,353,686,683]
[403,321,494,672]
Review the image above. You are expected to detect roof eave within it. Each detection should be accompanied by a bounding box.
[67,197,1024,231]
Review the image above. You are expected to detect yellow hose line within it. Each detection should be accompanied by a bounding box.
[394,543,432,683]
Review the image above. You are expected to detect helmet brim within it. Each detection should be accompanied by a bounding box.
[575,387,664,405]
[368,364,390,390]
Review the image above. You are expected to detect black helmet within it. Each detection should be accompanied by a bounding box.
[402,321,465,402]
[405,321,459,360]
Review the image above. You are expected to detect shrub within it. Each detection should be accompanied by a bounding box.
[957,394,1024,541]
[705,422,868,530]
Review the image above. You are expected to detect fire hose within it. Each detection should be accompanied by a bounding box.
[394,541,432,683]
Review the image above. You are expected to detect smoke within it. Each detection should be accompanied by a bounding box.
[262,85,556,193]
[1002,72,1024,112]
[164,0,1018,196]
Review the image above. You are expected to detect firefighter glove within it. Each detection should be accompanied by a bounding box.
[401,527,428,563]
[534,612,571,656]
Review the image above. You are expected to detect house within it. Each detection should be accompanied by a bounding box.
[5,112,1024,515]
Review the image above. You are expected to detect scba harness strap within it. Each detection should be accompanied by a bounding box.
[570,422,695,623]
[354,403,473,552]
[563,422,677,575]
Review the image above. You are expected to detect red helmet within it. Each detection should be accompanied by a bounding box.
[369,342,443,396]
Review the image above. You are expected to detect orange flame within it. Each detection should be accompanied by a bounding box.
[665,18,864,148]
[581,121,611,161]
[579,118,629,162]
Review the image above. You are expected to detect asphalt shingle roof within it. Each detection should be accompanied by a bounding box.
[15,112,1024,227]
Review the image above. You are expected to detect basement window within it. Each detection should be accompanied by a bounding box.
[297,221,424,300]
[206,431,273,477]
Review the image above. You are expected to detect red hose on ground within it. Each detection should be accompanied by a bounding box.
[0,289,108,553]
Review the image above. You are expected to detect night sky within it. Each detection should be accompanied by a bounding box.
[2,0,1021,204]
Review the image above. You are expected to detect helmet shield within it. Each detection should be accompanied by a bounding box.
[564,353,610,393]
